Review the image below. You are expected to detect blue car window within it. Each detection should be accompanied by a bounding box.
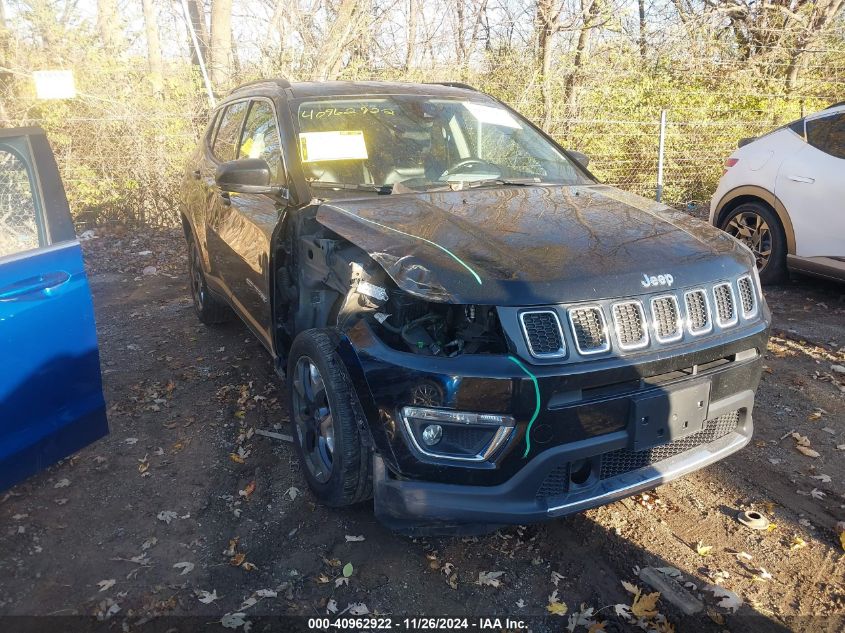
[0,146,41,258]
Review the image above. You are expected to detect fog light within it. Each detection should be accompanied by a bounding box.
[421,424,443,446]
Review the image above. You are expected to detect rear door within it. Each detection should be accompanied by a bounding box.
[775,111,845,257]
[0,127,107,490]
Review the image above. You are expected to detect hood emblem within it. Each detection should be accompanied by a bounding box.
[641,273,674,288]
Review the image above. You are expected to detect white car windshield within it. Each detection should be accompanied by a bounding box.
[291,95,591,194]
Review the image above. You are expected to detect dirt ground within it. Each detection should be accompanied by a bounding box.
[1,227,844,632]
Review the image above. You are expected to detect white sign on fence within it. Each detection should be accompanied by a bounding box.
[33,70,77,100]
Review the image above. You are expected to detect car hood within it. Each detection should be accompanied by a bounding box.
[315,184,753,305]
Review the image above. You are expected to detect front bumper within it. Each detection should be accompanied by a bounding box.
[339,317,768,527]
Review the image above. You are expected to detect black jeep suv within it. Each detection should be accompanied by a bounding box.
[181,79,770,532]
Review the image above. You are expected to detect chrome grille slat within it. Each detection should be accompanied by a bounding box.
[650,294,682,343]
[737,275,756,317]
[568,306,610,355]
[713,282,738,327]
[519,310,566,358]
[612,300,648,350]
[684,288,712,335]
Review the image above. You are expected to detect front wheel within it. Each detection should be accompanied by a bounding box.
[719,202,787,284]
[187,238,231,324]
[287,329,372,506]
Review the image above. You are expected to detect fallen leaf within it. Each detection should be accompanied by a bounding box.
[285,486,301,501]
[97,579,116,592]
[790,536,808,551]
[796,446,821,458]
[810,488,826,500]
[255,588,276,598]
[347,603,369,615]
[766,522,779,532]
[704,585,743,613]
[515,599,526,608]
[335,576,349,588]
[811,474,832,483]
[447,573,458,590]
[621,580,639,594]
[550,570,564,586]
[546,600,568,616]
[220,612,249,630]
[477,570,505,588]
[326,598,338,614]
[441,562,454,576]
[197,590,219,604]
[631,589,660,618]
[342,562,354,578]
[230,552,246,567]
[229,453,244,464]
[756,568,773,581]
[157,510,177,524]
[238,481,256,499]
[345,534,365,542]
[696,541,714,556]
[173,561,195,575]
[54,478,70,489]
[241,561,257,571]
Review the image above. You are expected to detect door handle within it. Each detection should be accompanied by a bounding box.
[787,175,815,184]
[0,271,71,301]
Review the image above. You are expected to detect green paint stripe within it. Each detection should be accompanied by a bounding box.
[325,204,483,285]
[508,355,541,459]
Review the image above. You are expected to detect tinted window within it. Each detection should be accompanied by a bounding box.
[239,101,284,184]
[806,113,845,159]
[0,147,40,258]
[212,101,249,162]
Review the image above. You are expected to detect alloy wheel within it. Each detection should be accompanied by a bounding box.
[291,356,335,483]
[725,211,772,271]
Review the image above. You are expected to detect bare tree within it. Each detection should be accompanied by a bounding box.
[142,0,164,97]
[209,0,233,89]
[184,0,209,67]
[406,0,418,69]
[97,0,124,54]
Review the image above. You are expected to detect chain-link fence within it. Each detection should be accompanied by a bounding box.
[27,108,795,228]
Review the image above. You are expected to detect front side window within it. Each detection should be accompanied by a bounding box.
[806,113,845,160]
[212,101,249,163]
[291,95,590,195]
[239,101,284,184]
[0,147,40,258]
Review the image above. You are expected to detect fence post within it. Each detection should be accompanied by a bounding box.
[656,109,666,202]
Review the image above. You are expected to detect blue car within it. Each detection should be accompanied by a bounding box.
[0,127,108,490]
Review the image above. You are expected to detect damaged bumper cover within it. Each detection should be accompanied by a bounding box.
[339,317,768,527]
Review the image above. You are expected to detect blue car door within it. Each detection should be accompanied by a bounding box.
[0,127,107,490]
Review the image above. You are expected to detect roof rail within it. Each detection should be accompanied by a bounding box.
[428,82,478,92]
[228,77,291,96]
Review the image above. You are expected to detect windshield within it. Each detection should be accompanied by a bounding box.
[291,95,591,195]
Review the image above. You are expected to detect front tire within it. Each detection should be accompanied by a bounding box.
[287,329,373,506]
[719,202,787,284]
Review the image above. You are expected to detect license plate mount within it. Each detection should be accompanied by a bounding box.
[630,381,711,452]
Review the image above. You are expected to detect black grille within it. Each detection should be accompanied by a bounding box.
[613,301,647,349]
[685,290,710,334]
[536,463,569,498]
[737,277,755,316]
[569,307,608,353]
[651,296,681,342]
[520,311,565,357]
[599,411,740,480]
[713,283,736,325]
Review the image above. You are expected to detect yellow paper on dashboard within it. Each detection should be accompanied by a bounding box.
[299,130,368,162]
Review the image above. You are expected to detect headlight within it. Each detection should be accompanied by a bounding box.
[400,406,515,462]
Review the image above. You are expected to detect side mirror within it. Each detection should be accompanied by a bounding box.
[215,158,273,194]
[568,150,590,168]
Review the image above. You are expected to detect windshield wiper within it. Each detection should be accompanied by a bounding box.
[308,181,394,194]
[459,177,542,189]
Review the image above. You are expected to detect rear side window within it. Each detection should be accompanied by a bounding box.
[0,146,41,258]
[239,101,285,184]
[212,101,249,162]
[806,113,845,159]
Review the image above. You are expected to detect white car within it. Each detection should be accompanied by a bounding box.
[710,103,845,284]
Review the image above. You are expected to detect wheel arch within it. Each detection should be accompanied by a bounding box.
[713,185,796,255]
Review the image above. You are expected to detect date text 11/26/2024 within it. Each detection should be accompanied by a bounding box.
[307,617,528,630]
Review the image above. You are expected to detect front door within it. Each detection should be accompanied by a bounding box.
[775,111,845,258]
[0,128,108,490]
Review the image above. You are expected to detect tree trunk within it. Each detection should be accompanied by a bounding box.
[406,0,418,70]
[536,0,556,132]
[142,0,164,97]
[638,0,646,59]
[563,0,600,117]
[209,0,233,90]
[96,0,124,55]
[186,0,209,67]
